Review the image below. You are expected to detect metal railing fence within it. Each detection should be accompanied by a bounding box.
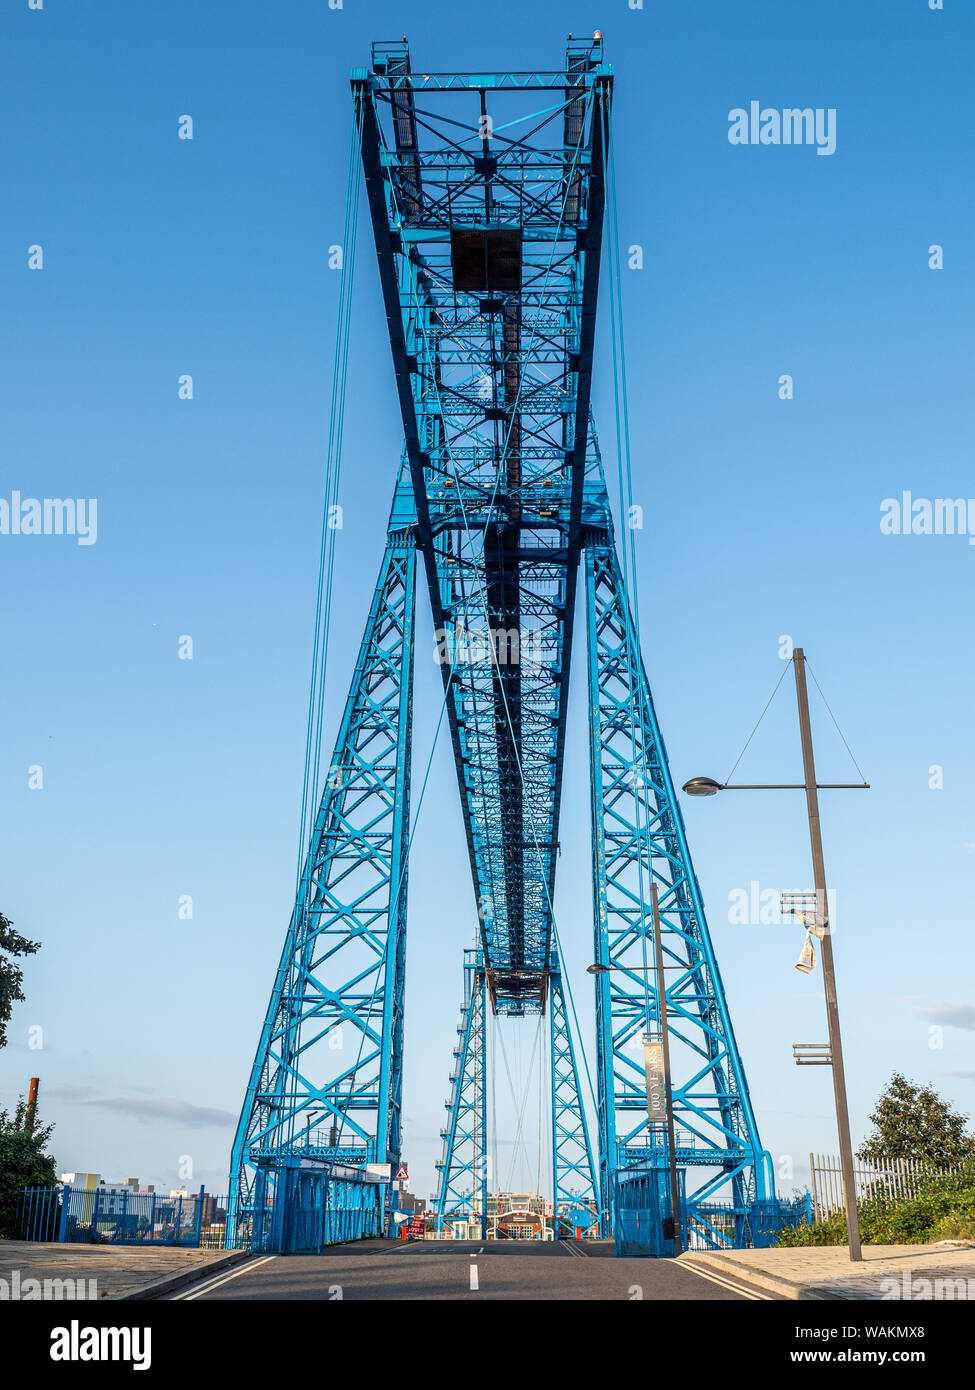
[16,1185,230,1247]
[809,1153,966,1221]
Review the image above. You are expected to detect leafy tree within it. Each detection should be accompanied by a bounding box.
[0,1098,58,1238]
[857,1072,975,1165]
[0,911,40,1049]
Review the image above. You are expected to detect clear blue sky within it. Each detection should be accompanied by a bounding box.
[2,0,973,1203]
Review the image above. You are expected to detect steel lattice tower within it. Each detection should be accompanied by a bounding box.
[228,35,772,1252]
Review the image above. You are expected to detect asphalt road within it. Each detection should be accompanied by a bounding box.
[170,1239,775,1301]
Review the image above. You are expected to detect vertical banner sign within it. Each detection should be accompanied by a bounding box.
[642,1035,667,1123]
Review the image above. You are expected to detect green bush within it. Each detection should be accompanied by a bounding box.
[774,1167,975,1247]
[0,1101,57,1239]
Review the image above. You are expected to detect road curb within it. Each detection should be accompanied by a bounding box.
[109,1250,256,1302]
[678,1254,828,1301]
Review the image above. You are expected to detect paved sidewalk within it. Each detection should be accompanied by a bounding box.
[0,1241,236,1300]
[678,1242,975,1300]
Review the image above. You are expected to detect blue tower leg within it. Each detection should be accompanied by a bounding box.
[434,951,488,1238]
[549,966,600,1237]
[229,34,773,1257]
[584,540,773,1242]
[227,534,417,1249]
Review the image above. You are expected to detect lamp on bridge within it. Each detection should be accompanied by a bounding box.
[680,777,722,796]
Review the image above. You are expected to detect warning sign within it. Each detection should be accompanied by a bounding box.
[394,1164,409,1181]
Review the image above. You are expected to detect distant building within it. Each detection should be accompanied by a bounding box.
[58,1175,150,1222]
[60,1172,100,1191]
[439,1216,481,1239]
[55,1175,222,1239]
[396,1190,426,1215]
[61,1173,155,1195]
[486,1192,551,1240]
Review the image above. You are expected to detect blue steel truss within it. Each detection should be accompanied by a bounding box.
[585,538,773,1228]
[355,34,608,1016]
[433,950,597,1236]
[550,968,599,1233]
[230,35,771,1249]
[434,950,488,1232]
[228,485,417,1240]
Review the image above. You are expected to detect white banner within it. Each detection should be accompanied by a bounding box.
[643,1036,667,1123]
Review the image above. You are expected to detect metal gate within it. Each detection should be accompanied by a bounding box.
[615,1168,687,1257]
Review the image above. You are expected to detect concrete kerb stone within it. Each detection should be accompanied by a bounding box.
[678,1252,827,1301]
[677,1241,975,1302]
[110,1250,256,1301]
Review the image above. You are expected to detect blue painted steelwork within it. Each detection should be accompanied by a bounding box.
[356,34,609,1016]
[584,536,774,1231]
[256,1163,383,1254]
[17,1185,222,1247]
[615,1167,687,1257]
[17,1177,383,1251]
[228,487,417,1246]
[434,949,598,1236]
[749,1195,812,1247]
[231,34,772,1250]
[549,967,599,1233]
[434,950,488,1233]
[683,1196,811,1251]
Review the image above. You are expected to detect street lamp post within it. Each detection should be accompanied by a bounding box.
[681,646,866,1262]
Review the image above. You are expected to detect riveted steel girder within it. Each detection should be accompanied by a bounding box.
[228,524,417,1237]
[584,538,773,1230]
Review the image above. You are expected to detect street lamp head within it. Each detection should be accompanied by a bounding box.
[681,776,723,797]
[586,963,609,975]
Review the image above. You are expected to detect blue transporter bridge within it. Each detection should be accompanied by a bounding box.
[227,34,774,1257]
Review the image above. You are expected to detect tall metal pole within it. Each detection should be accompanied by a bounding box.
[651,883,682,1256]
[792,649,862,1261]
[25,1076,39,1133]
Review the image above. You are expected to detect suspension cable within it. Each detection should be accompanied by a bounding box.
[295,111,362,903]
[603,96,655,1031]
[806,660,869,784]
[723,665,791,785]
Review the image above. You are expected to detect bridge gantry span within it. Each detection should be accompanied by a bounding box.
[228,34,773,1255]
